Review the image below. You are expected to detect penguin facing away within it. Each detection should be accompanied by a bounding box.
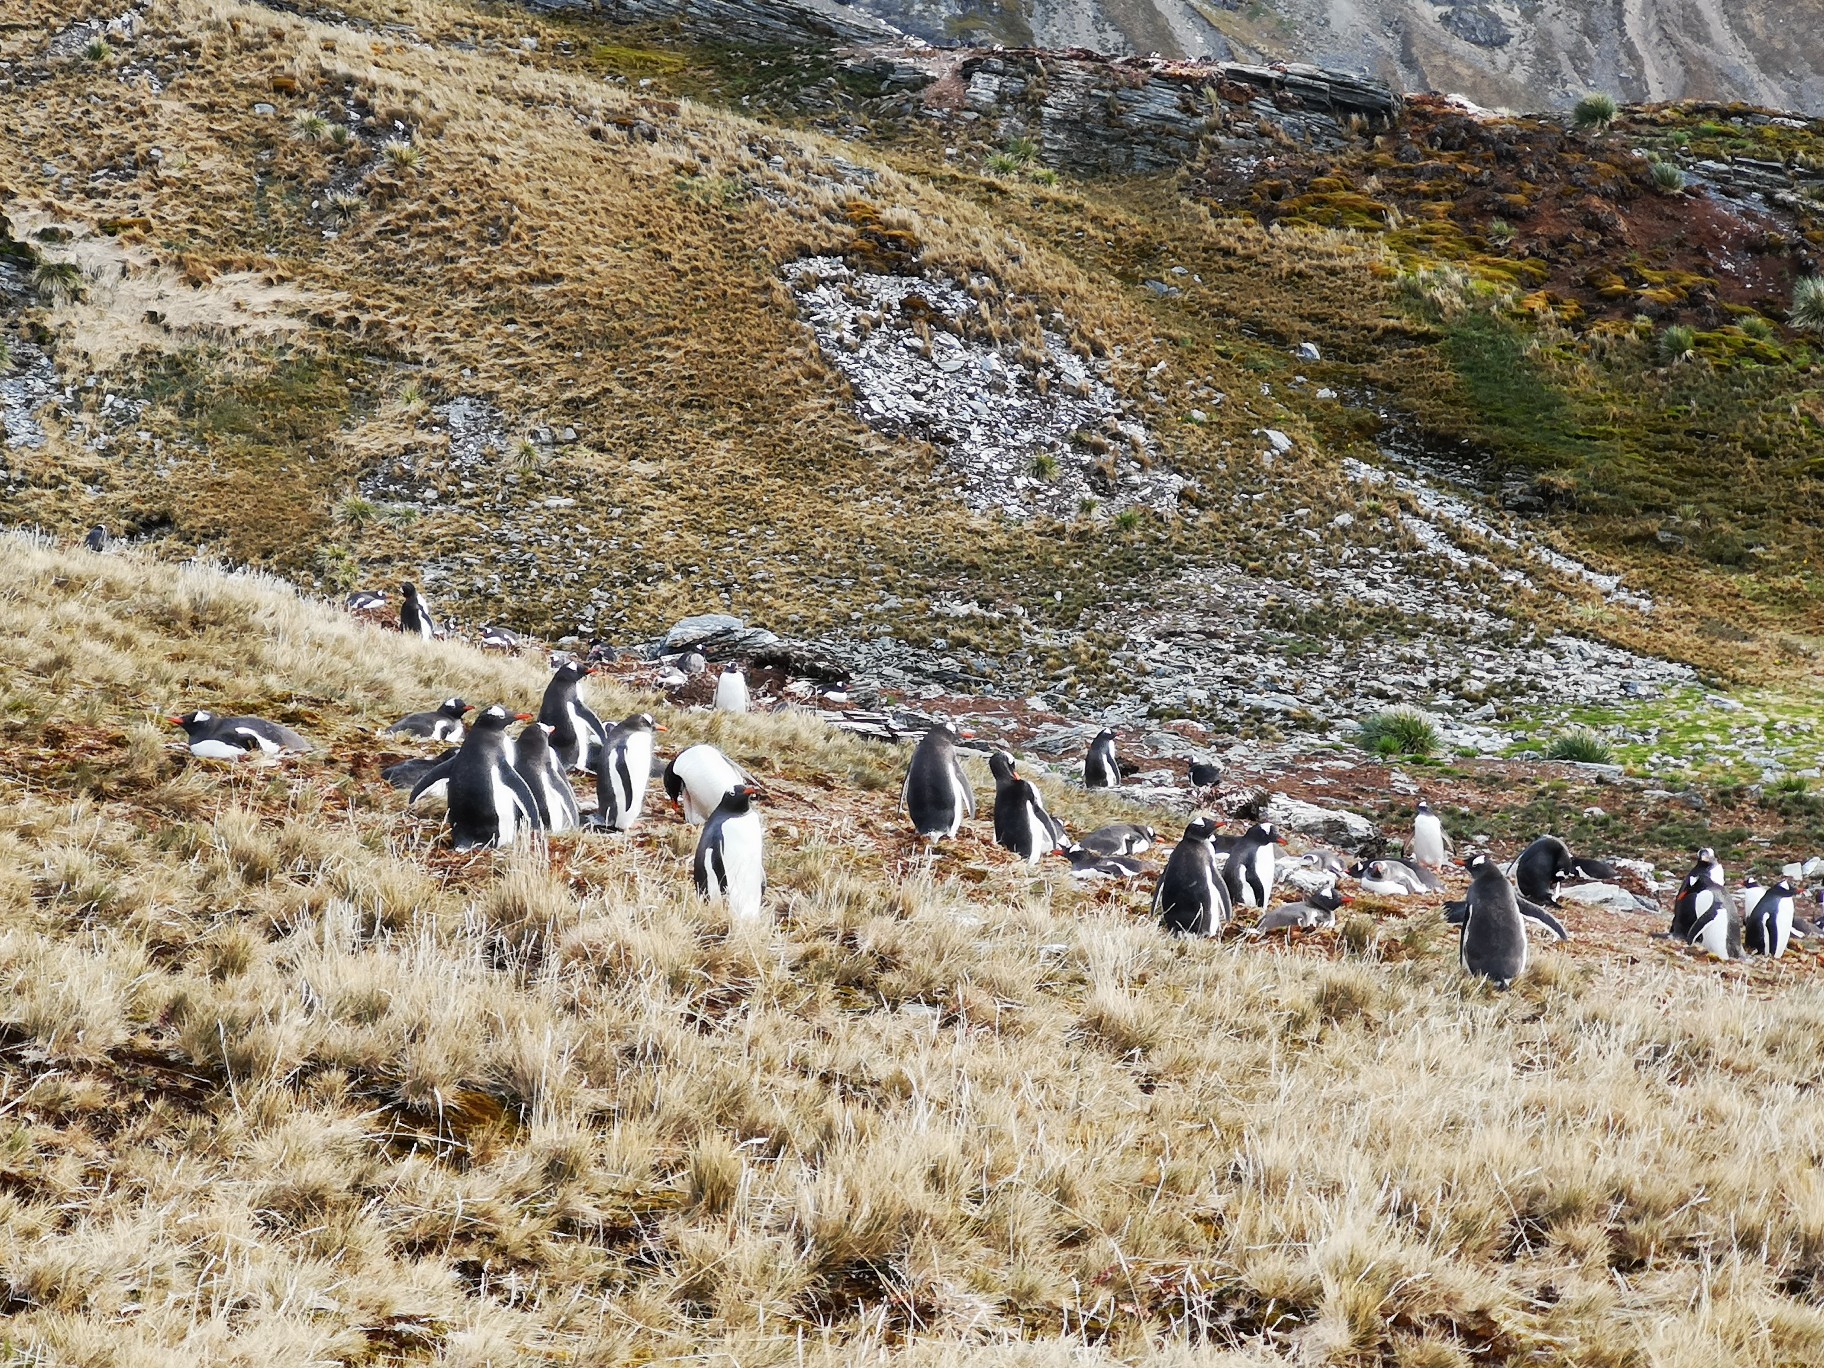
[1084,729,1121,790]
[84,524,109,552]
[903,723,975,841]
[169,710,313,759]
[386,697,472,743]
[595,713,665,833]
[714,663,750,714]
[1459,853,1529,989]
[1155,818,1231,936]
[400,583,437,640]
[989,752,1064,866]
[1222,821,1285,911]
[694,785,766,921]
[408,705,544,850]
[663,744,748,825]
[1412,800,1448,868]
[514,721,580,833]
[538,660,609,773]
[1749,878,1797,958]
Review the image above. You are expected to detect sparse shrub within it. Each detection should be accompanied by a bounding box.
[293,112,329,141]
[1030,451,1058,480]
[1112,508,1142,533]
[32,261,84,304]
[1740,314,1776,341]
[381,138,422,170]
[514,438,541,470]
[1573,93,1617,132]
[326,123,354,150]
[84,37,112,64]
[1791,277,1824,335]
[1356,707,1439,758]
[1077,496,1098,516]
[1647,158,1687,194]
[311,543,358,593]
[1547,729,1616,765]
[985,152,1024,176]
[1657,323,1696,362]
[1487,218,1514,245]
[327,190,362,223]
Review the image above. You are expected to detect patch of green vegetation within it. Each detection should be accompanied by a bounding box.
[1573,93,1617,132]
[1357,707,1439,758]
[1438,313,1594,471]
[1547,729,1616,764]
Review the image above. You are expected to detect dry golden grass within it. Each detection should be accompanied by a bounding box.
[0,535,1822,1364]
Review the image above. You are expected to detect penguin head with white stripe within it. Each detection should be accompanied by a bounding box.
[438,698,473,719]
[1461,852,1493,873]
[551,659,593,683]
[1092,728,1115,745]
[721,662,743,676]
[624,713,663,734]
[989,751,1018,783]
[168,710,213,736]
[1181,816,1218,843]
[474,705,528,731]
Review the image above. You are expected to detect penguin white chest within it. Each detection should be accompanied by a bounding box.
[1246,846,1274,907]
[721,813,766,919]
[490,771,519,845]
[1694,889,1732,958]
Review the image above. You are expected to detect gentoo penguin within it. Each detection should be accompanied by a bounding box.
[1222,821,1285,911]
[694,785,766,921]
[1253,885,1348,933]
[1458,853,1529,989]
[399,582,436,640]
[538,660,608,773]
[1301,849,1349,877]
[1411,800,1448,868]
[385,697,472,743]
[84,524,108,552]
[989,752,1064,866]
[408,705,543,850]
[346,588,387,614]
[714,663,750,714]
[1084,729,1121,789]
[1514,836,1577,907]
[586,640,618,665]
[1684,884,1740,961]
[479,625,521,652]
[1066,847,1148,881]
[1443,891,1568,940]
[594,713,664,832]
[1669,849,1728,941]
[662,743,748,824]
[1739,876,1765,936]
[168,710,313,759]
[1188,760,1221,791]
[1355,859,1420,898]
[514,721,579,833]
[1154,817,1230,936]
[1076,823,1157,858]
[903,723,974,841]
[1747,877,1797,958]
[679,651,708,677]
[382,749,456,790]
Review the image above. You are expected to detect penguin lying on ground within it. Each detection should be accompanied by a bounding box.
[345,588,387,614]
[1222,821,1285,911]
[1155,817,1230,936]
[407,705,543,849]
[169,710,313,759]
[904,723,974,842]
[479,625,522,652]
[1084,729,1122,789]
[990,753,1066,866]
[399,583,437,640]
[1512,837,1620,907]
[714,663,750,714]
[385,698,472,744]
[594,713,664,833]
[539,660,609,773]
[1354,860,1422,897]
[1075,823,1156,857]
[1066,848,1149,881]
[1745,877,1797,958]
[1187,760,1221,791]
[382,750,456,789]
[1252,885,1349,934]
[694,785,766,921]
[515,721,580,832]
[663,744,749,824]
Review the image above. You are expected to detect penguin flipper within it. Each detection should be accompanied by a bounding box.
[502,765,546,833]
[1686,903,1718,946]
[709,842,729,899]
[1443,899,1469,925]
[956,758,976,819]
[1517,897,1569,941]
[408,756,458,803]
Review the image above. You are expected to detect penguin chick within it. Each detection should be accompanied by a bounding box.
[1252,885,1349,934]
[385,697,472,744]
[1076,823,1157,857]
[169,710,313,759]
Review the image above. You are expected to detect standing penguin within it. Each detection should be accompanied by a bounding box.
[408,705,543,850]
[1155,817,1231,936]
[1514,835,1577,907]
[663,743,749,825]
[84,524,109,552]
[385,697,472,744]
[694,785,766,921]
[1084,729,1121,789]
[1739,876,1765,950]
[595,713,664,832]
[1669,849,1728,942]
[514,721,580,833]
[989,752,1064,866]
[1747,877,1797,958]
[1458,853,1529,989]
[1222,821,1286,911]
[1412,800,1448,869]
[400,583,437,640]
[538,660,609,773]
[714,663,750,714]
[903,723,974,842]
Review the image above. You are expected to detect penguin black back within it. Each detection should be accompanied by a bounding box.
[1459,853,1528,989]
[903,723,974,841]
[989,752,1059,864]
[410,705,543,850]
[1514,835,1575,907]
[1154,818,1230,936]
[1084,729,1120,789]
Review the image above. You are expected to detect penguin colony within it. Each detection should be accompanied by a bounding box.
[167,579,1818,981]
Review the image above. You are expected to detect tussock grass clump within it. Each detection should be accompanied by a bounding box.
[1357,706,1440,757]
[30,261,84,303]
[380,137,422,170]
[1548,728,1617,764]
[1573,93,1618,131]
[1647,157,1687,194]
[1792,276,1824,335]
[1658,322,1697,362]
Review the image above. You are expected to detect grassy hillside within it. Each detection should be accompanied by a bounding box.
[3,540,1824,1364]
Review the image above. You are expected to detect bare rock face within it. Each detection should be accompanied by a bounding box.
[1439,6,1511,49]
